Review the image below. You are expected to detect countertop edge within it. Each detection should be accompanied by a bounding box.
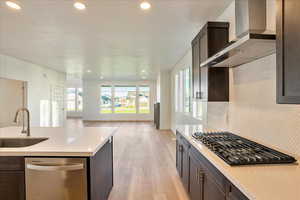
[0,127,117,157]
[89,130,116,156]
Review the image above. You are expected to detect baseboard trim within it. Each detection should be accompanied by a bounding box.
[83,120,154,123]
[67,116,83,119]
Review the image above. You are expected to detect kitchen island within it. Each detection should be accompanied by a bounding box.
[0,126,117,200]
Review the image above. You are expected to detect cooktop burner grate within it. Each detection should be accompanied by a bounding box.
[192,132,297,166]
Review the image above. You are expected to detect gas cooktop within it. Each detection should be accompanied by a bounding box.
[192,132,297,166]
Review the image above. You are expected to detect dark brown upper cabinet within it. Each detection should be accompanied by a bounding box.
[192,22,229,101]
[277,0,300,104]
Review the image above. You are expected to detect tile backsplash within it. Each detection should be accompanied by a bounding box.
[206,54,300,157]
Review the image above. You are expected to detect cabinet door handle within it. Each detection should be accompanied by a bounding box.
[179,145,183,152]
[197,169,204,184]
[229,185,232,192]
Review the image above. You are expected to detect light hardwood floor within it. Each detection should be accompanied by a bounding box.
[67,119,189,200]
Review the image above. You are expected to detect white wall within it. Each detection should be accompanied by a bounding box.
[159,70,172,130]
[82,80,156,121]
[0,54,66,127]
[0,78,25,127]
[171,0,300,157]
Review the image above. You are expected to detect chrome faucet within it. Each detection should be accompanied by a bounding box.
[14,108,30,137]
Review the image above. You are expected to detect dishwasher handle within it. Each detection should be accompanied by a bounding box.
[26,163,84,172]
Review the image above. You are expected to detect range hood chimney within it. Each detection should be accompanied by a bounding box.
[236,0,267,37]
[201,0,276,68]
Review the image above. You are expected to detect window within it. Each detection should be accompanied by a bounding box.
[67,87,83,112]
[139,86,150,114]
[175,74,179,112]
[114,86,136,113]
[184,68,190,113]
[67,88,76,111]
[174,67,191,113]
[100,85,112,113]
[179,70,184,112]
[77,88,83,111]
[100,85,151,114]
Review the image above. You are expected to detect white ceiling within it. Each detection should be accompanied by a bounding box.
[0,0,233,81]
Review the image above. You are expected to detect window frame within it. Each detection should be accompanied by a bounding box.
[114,85,137,114]
[138,85,151,114]
[100,85,113,114]
[67,87,83,112]
[183,68,191,113]
[99,84,151,114]
[174,67,191,113]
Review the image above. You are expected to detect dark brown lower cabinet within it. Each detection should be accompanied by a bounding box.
[189,146,226,200]
[176,133,190,192]
[0,157,25,200]
[189,153,204,200]
[0,171,25,200]
[204,174,226,200]
[226,183,249,200]
[176,131,249,200]
[176,139,182,176]
[89,138,114,200]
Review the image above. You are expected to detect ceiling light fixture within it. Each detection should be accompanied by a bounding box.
[140,1,151,10]
[100,76,104,80]
[6,1,21,10]
[74,2,86,10]
[86,69,92,73]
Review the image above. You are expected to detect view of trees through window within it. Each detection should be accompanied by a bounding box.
[100,85,112,113]
[100,85,150,114]
[114,86,136,113]
[77,88,83,111]
[139,86,150,114]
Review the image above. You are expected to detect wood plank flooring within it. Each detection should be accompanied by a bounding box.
[67,120,189,200]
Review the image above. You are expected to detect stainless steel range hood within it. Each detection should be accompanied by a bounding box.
[200,0,276,68]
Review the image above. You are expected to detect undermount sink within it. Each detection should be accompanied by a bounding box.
[0,138,48,148]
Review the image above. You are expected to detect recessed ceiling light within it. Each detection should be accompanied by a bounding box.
[141,70,146,73]
[140,1,151,10]
[86,69,92,73]
[6,1,21,10]
[74,2,86,10]
[100,76,104,80]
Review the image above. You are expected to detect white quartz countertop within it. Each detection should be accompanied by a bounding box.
[0,126,117,157]
[176,125,300,200]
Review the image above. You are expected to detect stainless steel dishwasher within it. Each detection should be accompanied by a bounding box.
[25,158,88,200]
